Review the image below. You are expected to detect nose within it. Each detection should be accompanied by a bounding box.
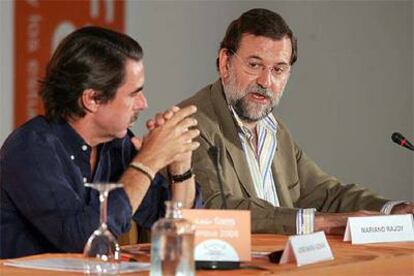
[256,68,272,89]
[134,92,148,111]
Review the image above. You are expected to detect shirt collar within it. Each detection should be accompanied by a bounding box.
[51,119,92,155]
[229,106,278,139]
[50,118,133,156]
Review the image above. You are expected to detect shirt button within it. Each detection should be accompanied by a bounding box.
[81,145,88,151]
[70,155,75,160]
[83,177,87,183]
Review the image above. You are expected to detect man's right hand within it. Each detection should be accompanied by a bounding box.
[315,210,379,235]
[133,105,200,173]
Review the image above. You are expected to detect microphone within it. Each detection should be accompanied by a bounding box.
[197,146,239,270]
[208,146,228,209]
[391,132,414,151]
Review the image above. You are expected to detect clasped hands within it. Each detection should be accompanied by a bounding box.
[132,105,200,175]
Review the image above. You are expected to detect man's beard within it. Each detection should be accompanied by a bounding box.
[223,67,284,122]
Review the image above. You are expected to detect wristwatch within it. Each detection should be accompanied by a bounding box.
[168,168,193,183]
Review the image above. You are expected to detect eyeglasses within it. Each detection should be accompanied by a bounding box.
[229,50,291,80]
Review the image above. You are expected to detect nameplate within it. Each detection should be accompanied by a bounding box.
[279,231,334,266]
[182,209,251,262]
[344,214,414,244]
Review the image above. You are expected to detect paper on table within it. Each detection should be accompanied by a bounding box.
[4,258,150,273]
[122,243,151,255]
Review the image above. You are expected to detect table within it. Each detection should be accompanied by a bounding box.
[1,234,413,275]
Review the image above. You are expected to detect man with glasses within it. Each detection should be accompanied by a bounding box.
[180,8,413,235]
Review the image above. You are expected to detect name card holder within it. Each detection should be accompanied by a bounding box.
[344,214,414,244]
[182,209,250,269]
[280,231,334,267]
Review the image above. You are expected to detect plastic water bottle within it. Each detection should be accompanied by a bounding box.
[150,201,195,276]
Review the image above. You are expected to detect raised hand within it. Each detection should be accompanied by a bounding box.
[145,105,197,175]
[130,136,142,150]
[146,106,180,130]
[133,105,200,173]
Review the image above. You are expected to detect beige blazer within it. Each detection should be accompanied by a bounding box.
[180,80,389,234]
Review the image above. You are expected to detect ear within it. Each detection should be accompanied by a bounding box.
[218,48,231,82]
[80,89,99,113]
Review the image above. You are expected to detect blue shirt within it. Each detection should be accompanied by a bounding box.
[0,116,201,258]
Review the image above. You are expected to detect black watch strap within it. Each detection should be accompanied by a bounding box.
[169,168,193,183]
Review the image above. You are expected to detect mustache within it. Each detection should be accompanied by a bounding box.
[130,112,139,123]
[249,84,273,98]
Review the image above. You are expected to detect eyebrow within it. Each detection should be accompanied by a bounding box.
[129,86,144,95]
[247,54,290,66]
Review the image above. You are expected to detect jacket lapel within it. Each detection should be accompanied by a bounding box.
[210,80,258,198]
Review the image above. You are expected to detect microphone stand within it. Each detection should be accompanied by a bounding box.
[195,146,240,270]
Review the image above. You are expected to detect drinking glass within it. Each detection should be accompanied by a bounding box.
[83,182,123,275]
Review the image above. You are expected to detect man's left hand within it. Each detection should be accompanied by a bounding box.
[391,202,414,214]
[146,106,194,175]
